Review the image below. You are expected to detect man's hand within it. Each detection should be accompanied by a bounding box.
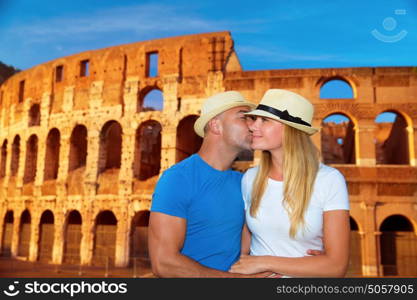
[236,271,279,278]
[228,250,324,278]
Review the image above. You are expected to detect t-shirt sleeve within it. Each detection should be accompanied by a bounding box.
[241,170,252,211]
[150,169,190,219]
[323,169,350,211]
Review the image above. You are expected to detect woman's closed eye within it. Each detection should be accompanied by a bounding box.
[246,115,257,121]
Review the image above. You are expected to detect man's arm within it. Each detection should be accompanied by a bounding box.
[148,212,271,278]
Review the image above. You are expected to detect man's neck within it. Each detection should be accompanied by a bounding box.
[197,139,238,171]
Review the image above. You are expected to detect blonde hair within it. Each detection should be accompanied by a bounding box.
[250,125,320,238]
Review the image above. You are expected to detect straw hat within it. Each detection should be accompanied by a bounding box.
[194,91,256,137]
[245,89,318,135]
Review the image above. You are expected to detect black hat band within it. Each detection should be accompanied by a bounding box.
[255,104,311,127]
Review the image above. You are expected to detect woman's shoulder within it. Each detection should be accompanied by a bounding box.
[243,166,259,179]
[316,163,346,182]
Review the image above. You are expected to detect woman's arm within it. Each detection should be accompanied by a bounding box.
[230,210,350,277]
[241,223,251,255]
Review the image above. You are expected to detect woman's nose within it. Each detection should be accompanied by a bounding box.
[245,117,254,128]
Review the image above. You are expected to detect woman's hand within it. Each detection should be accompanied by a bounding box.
[229,255,268,274]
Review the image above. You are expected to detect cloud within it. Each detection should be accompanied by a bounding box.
[7,3,263,43]
[0,2,270,69]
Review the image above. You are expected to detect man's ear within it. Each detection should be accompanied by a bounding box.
[207,117,222,135]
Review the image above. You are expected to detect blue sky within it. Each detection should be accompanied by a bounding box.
[0,0,416,71]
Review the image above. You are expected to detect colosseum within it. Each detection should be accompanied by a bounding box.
[0,31,416,277]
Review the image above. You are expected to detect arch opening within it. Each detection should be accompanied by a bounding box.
[10,136,20,177]
[380,215,417,276]
[38,210,54,262]
[346,217,362,277]
[1,211,14,257]
[98,121,122,174]
[138,89,163,112]
[321,114,356,164]
[18,210,31,257]
[134,121,161,180]
[63,210,82,264]
[69,125,87,172]
[375,112,409,165]
[0,140,7,178]
[320,79,354,99]
[130,210,150,265]
[23,135,38,184]
[176,115,202,163]
[92,210,117,266]
[29,104,41,127]
[44,129,60,181]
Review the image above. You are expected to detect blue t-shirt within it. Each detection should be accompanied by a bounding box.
[151,153,244,271]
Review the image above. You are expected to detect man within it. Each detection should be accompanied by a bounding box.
[148,91,263,277]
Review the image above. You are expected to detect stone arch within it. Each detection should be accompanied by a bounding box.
[138,87,164,112]
[18,209,31,257]
[38,210,54,262]
[379,214,417,276]
[10,135,20,177]
[176,115,203,163]
[375,110,410,165]
[28,103,41,127]
[321,113,356,164]
[98,121,122,174]
[134,120,161,180]
[44,128,60,181]
[63,210,82,264]
[23,134,38,184]
[68,125,87,172]
[92,210,117,266]
[67,125,87,195]
[130,210,150,264]
[318,76,355,99]
[346,216,362,277]
[0,139,7,178]
[1,210,13,257]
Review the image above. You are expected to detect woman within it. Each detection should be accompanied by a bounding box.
[230,89,350,277]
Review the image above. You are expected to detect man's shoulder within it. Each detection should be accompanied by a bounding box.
[243,166,259,179]
[158,155,198,183]
[165,154,197,172]
[228,169,244,179]
[152,156,197,205]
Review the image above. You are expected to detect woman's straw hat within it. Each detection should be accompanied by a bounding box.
[245,89,318,135]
